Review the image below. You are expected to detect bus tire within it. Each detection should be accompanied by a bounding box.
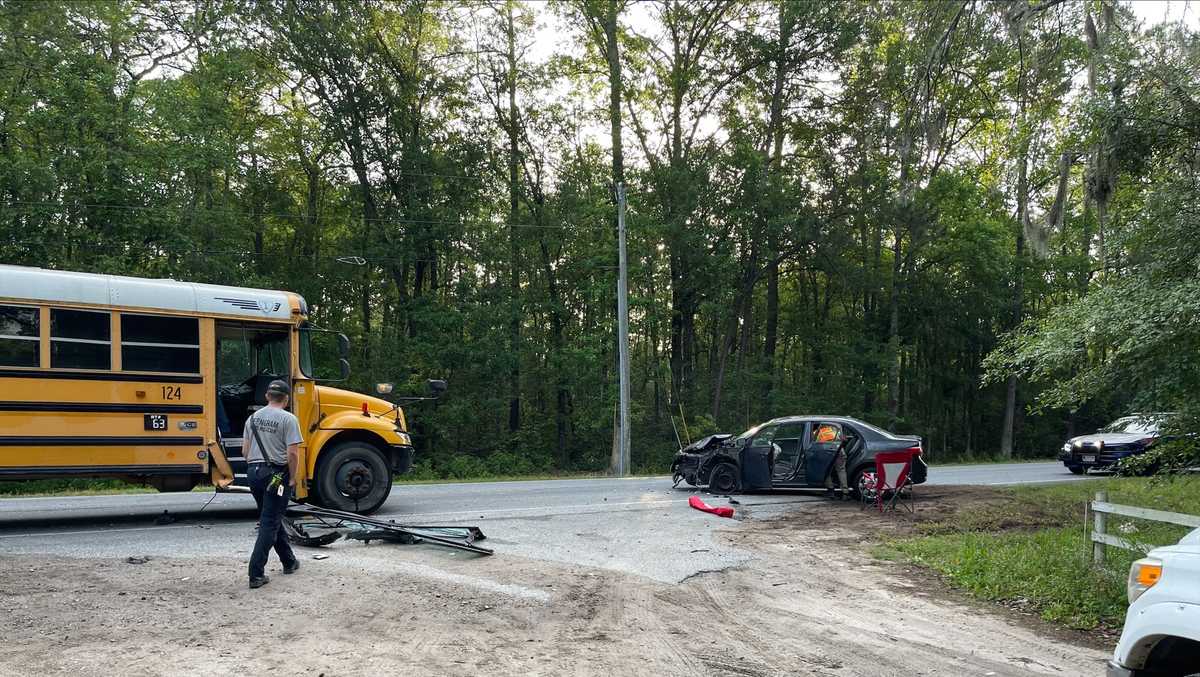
[314,441,392,514]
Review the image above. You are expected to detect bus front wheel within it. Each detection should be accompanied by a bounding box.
[314,442,392,514]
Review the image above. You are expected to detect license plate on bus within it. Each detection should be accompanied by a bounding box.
[1081,454,1096,464]
[144,414,168,431]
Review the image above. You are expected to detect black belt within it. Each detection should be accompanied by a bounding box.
[248,460,288,471]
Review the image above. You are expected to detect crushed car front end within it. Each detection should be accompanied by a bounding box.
[671,434,733,487]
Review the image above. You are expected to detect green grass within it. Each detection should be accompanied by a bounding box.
[0,478,157,497]
[883,476,1200,630]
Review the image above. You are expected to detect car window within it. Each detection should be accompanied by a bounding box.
[750,425,778,447]
[736,423,766,442]
[851,419,893,438]
[1101,417,1161,435]
[809,422,844,449]
[774,422,805,440]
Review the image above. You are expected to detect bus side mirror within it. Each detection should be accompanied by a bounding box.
[337,334,350,358]
[338,359,351,380]
[427,379,447,397]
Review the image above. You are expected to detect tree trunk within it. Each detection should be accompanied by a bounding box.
[604,1,624,188]
[763,260,779,371]
[886,226,903,423]
[1001,45,1031,459]
[712,256,756,422]
[539,237,570,469]
[505,4,521,435]
[761,1,791,384]
[602,0,626,467]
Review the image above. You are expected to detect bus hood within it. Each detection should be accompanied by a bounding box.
[315,385,406,429]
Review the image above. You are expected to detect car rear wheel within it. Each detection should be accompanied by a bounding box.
[708,462,739,494]
[852,466,875,501]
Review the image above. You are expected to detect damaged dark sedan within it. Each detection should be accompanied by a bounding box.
[671,416,927,494]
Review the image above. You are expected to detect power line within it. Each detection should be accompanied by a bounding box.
[0,201,615,232]
[5,142,488,183]
[0,238,641,272]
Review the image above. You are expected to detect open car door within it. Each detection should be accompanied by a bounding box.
[803,422,843,487]
[770,422,807,484]
[740,425,777,490]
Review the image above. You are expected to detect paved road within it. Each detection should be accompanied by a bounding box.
[0,459,1083,524]
[0,460,1088,583]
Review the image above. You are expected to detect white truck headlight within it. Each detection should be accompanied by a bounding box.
[1127,557,1163,604]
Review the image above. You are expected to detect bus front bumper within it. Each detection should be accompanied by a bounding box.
[388,444,414,475]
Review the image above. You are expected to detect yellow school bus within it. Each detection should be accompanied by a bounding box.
[0,264,421,513]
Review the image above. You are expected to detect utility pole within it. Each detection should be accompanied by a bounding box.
[615,183,631,477]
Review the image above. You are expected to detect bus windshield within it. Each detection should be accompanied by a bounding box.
[299,328,314,378]
[299,325,348,380]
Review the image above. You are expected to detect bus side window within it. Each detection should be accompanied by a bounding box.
[120,314,200,374]
[0,305,39,367]
[51,308,111,370]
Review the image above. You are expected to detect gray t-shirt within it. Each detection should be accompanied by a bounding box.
[244,406,303,466]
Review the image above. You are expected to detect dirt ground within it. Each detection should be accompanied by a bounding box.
[0,490,1109,676]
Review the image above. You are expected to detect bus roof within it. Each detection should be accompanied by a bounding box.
[0,264,302,321]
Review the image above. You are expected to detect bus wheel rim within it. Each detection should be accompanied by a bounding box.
[337,461,374,500]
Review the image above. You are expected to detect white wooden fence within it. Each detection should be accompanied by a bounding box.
[1090,490,1200,564]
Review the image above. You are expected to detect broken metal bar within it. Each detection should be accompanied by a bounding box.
[285,504,494,556]
[282,516,342,547]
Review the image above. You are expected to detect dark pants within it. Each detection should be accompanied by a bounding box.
[248,463,296,579]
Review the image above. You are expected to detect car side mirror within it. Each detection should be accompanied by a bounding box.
[427,379,447,397]
[338,358,351,380]
[337,334,350,358]
[376,382,394,395]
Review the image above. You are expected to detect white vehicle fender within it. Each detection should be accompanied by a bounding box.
[1113,601,1200,668]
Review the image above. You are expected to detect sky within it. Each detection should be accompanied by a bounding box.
[1128,0,1199,27]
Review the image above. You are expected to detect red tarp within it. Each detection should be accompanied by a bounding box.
[689,495,734,518]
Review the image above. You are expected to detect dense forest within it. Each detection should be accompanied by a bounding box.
[1,0,1197,477]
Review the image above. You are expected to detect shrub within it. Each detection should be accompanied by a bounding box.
[484,451,535,476]
[401,461,440,481]
[443,455,490,479]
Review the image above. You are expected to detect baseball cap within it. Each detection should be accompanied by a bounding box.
[266,379,291,395]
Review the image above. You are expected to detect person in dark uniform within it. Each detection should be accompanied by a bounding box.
[244,379,302,588]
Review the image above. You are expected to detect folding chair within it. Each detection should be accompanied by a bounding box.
[873,450,915,513]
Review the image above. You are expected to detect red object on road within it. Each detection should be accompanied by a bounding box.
[689,495,734,518]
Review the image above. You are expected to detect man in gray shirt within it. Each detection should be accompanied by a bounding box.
[245,379,303,588]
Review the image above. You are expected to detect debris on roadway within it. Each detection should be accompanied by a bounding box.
[688,495,734,518]
[283,503,493,556]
